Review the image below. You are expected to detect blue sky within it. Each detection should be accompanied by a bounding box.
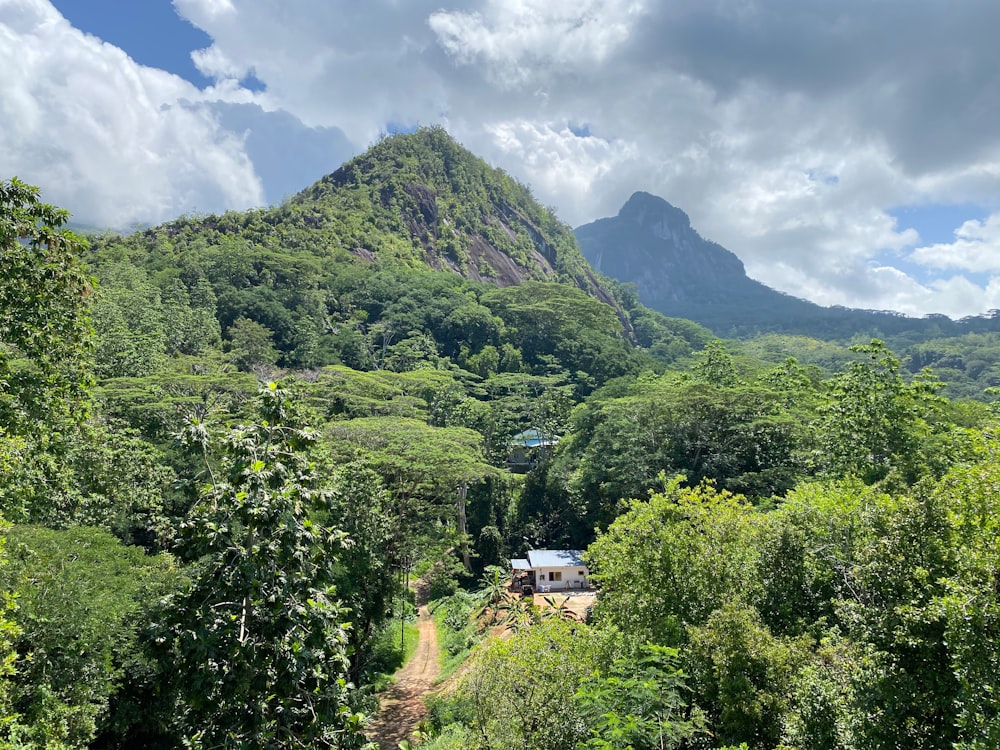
[4,0,1000,318]
[50,1,213,86]
[883,203,992,290]
[889,204,988,249]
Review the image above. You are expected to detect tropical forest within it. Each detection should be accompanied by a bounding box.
[2,128,1000,749]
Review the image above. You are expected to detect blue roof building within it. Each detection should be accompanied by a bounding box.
[506,428,559,473]
[527,549,585,568]
[510,549,589,592]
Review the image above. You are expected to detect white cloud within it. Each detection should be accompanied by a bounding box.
[924,274,1000,319]
[8,0,1000,316]
[184,0,235,20]
[191,44,246,81]
[429,0,645,87]
[483,120,637,205]
[173,0,451,141]
[909,214,1000,274]
[0,0,264,227]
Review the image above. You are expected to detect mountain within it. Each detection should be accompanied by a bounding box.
[86,128,650,382]
[576,191,773,312]
[280,127,616,304]
[576,191,1000,340]
[100,128,615,298]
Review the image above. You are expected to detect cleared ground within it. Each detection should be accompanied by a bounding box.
[531,589,597,620]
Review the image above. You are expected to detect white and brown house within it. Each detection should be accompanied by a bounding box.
[511,549,589,593]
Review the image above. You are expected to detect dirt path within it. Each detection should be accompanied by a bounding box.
[366,605,441,749]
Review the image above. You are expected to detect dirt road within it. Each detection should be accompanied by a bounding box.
[366,605,441,749]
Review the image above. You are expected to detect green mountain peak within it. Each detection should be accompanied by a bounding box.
[86,127,634,375]
[283,127,604,294]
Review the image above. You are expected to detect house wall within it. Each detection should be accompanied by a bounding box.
[533,565,589,591]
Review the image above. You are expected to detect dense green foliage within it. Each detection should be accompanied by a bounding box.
[0,178,94,437]
[83,128,639,383]
[583,466,1000,749]
[4,131,1000,748]
[153,385,368,747]
[0,526,176,747]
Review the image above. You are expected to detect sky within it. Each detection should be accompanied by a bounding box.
[3,1,1000,318]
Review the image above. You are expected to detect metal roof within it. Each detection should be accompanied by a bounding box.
[511,429,559,448]
[511,558,531,570]
[526,549,586,568]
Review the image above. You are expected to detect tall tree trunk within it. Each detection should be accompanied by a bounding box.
[457,484,472,573]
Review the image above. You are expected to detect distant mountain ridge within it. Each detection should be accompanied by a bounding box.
[576,191,1000,339]
[577,191,765,310]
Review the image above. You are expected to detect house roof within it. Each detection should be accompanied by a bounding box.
[510,558,531,570]
[527,549,586,569]
[511,428,558,448]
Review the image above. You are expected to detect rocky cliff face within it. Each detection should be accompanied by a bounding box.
[576,191,891,337]
[577,191,762,310]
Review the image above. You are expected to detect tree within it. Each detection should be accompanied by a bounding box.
[0,525,176,748]
[689,340,744,387]
[154,384,371,748]
[575,644,704,750]
[91,264,167,378]
[819,340,944,484]
[557,373,802,534]
[0,177,93,438]
[482,282,640,393]
[162,277,222,356]
[587,478,763,646]
[318,461,395,684]
[931,460,1000,748]
[458,618,597,750]
[58,422,177,551]
[324,416,499,578]
[0,177,101,533]
[686,604,809,749]
[225,316,280,371]
[773,477,965,750]
[0,522,19,739]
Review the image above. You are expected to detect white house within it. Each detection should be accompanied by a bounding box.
[511,549,589,593]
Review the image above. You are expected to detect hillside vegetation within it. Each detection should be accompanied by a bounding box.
[2,131,1000,749]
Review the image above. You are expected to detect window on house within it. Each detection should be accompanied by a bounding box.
[579,570,585,575]
[539,573,546,581]
[551,571,562,581]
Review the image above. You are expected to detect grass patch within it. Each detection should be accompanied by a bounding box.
[366,613,420,692]
[430,592,480,683]
[401,617,421,666]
